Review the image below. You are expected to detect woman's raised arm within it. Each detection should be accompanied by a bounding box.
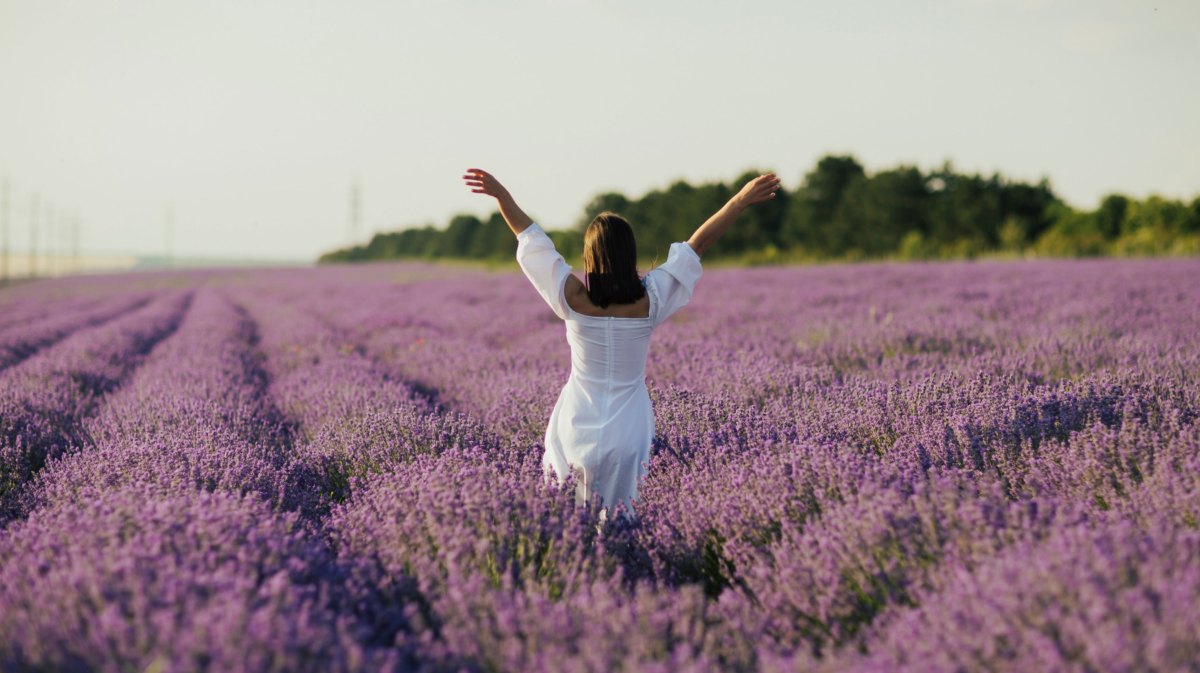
[686,173,782,257]
[462,168,534,236]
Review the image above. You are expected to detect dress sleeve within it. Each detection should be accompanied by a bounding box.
[515,223,572,320]
[646,241,703,326]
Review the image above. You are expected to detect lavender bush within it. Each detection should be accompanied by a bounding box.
[0,290,191,515]
[21,289,297,517]
[0,292,152,371]
[0,486,398,672]
[0,257,1196,672]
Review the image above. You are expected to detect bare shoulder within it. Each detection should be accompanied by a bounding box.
[564,275,587,312]
[564,274,586,299]
[564,274,651,318]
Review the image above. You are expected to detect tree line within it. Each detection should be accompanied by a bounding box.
[318,155,1200,265]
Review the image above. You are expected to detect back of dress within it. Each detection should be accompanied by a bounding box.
[515,223,703,512]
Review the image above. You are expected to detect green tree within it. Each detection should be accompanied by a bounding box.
[721,169,786,255]
[999,179,1059,243]
[925,164,1000,251]
[1122,196,1191,236]
[832,166,928,256]
[436,214,483,257]
[579,192,631,228]
[1095,194,1129,239]
[1036,203,1107,256]
[1112,196,1193,255]
[1187,196,1200,234]
[781,155,865,254]
[479,212,517,259]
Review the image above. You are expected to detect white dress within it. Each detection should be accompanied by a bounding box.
[515,223,703,514]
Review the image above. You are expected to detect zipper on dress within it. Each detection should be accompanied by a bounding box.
[604,318,614,416]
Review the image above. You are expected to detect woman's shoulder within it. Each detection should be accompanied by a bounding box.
[564,276,651,319]
[667,241,702,265]
[563,274,586,300]
[646,242,702,280]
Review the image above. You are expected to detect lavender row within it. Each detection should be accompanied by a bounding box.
[298,260,1197,520]
[0,278,136,334]
[0,291,152,371]
[0,290,191,517]
[2,289,409,671]
[0,256,1194,671]
[323,444,746,672]
[0,270,205,334]
[0,486,401,672]
[278,258,1200,667]
[254,268,570,446]
[20,289,296,517]
[232,274,733,670]
[219,281,508,536]
[289,258,1198,408]
[815,511,1200,672]
[272,262,1197,532]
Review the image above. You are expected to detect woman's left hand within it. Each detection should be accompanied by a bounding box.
[734,173,782,207]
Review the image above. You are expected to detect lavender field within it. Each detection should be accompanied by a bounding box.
[0,257,1197,673]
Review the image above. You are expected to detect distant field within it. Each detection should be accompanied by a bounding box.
[1,258,1197,672]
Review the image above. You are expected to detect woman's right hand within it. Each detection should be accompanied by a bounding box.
[463,168,511,200]
[463,168,534,235]
[733,173,782,207]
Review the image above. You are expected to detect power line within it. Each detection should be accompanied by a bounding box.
[73,214,81,275]
[47,202,56,277]
[165,206,174,269]
[57,207,66,276]
[349,178,361,244]
[1,177,9,284]
[29,193,38,278]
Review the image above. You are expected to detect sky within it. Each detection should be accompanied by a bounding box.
[1,0,1198,262]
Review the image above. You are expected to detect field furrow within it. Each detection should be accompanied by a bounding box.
[19,288,303,519]
[0,484,400,672]
[253,278,658,667]
[232,284,501,519]
[266,270,568,445]
[0,274,176,334]
[0,291,113,335]
[0,287,411,671]
[0,291,193,520]
[0,292,153,372]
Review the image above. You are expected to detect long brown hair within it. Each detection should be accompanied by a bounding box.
[583,212,645,308]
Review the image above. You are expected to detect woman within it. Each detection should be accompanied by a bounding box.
[463,168,782,516]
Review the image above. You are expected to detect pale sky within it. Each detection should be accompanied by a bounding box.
[1,0,1197,262]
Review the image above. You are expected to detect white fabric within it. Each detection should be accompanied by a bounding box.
[515,222,702,514]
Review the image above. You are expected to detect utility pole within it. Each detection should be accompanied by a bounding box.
[73,214,81,275]
[29,193,38,278]
[47,202,56,277]
[1,177,9,284]
[57,208,66,276]
[165,206,174,269]
[53,204,62,277]
[349,178,360,244]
